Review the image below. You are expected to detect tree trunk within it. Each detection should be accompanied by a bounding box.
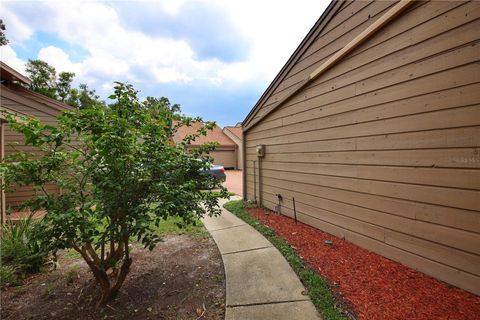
[75,243,132,306]
[109,257,132,298]
[92,257,132,306]
[110,234,132,299]
[93,267,112,306]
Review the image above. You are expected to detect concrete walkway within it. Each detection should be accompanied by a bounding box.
[202,198,321,320]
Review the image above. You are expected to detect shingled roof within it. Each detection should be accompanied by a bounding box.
[223,126,243,141]
[172,122,236,147]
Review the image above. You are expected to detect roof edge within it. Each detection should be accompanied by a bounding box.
[0,61,31,85]
[223,127,242,145]
[242,0,341,131]
[0,105,30,122]
[243,0,414,132]
[12,84,74,112]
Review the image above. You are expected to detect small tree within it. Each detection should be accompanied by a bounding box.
[24,60,105,109]
[56,71,76,103]
[25,59,58,99]
[68,83,105,109]
[0,19,9,46]
[1,82,228,304]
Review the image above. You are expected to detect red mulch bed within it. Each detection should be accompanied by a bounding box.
[246,207,480,320]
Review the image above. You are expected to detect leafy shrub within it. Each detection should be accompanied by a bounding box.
[0,265,16,286]
[0,216,47,275]
[1,83,228,304]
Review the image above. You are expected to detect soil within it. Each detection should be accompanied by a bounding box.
[246,207,480,320]
[0,234,225,320]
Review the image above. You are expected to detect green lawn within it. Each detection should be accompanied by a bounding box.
[152,215,208,237]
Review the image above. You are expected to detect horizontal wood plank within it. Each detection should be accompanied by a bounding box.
[247,104,480,146]
[246,161,480,190]
[246,176,480,233]
[259,190,480,256]
[249,81,480,139]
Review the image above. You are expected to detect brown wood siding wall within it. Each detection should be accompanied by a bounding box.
[244,0,480,295]
[210,148,237,169]
[1,91,63,207]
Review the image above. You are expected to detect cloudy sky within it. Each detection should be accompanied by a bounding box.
[1,0,329,126]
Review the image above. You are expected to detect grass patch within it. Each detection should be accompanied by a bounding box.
[63,249,82,260]
[64,265,80,284]
[224,200,348,320]
[210,191,236,198]
[152,215,208,237]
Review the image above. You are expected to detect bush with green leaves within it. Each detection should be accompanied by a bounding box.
[0,215,47,278]
[0,265,16,287]
[0,82,228,304]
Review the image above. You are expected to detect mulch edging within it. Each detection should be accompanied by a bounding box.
[246,207,480,320]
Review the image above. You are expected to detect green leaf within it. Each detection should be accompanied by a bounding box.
[71,151,81,161]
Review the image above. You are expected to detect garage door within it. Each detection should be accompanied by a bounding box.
[210,149,236,168]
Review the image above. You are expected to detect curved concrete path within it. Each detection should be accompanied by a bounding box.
[202,198,321,320]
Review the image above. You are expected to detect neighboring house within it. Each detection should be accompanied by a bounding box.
[172,122,237,169]
[223,124,243,170]
[0,61,74,223]
[242,0,480,294]
[0,103,24,224]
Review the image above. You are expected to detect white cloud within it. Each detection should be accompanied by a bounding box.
[150,0,327,86]
[2,0,328,91]
[160,0,190,15]
[212,0,327,83]
[0,45,26,75]
[82,54,130,78]
[35,0,220,85]
[153,67,193,84]
[38,46,82,74]
[0,3,34,44]
[101,81,114,92]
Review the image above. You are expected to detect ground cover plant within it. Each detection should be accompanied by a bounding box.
[0,82,229,305]
[224,200,480,320]
[0,215,48,286]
